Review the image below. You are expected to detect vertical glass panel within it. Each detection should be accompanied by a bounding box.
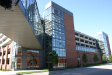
[15,57,22,69]
[54,8,58,15]
[15,45,22,55]
[52,38,55,47]
[21,0,26,8]
[63,49,66,57]
[57,58,66,68]
[45,6,66,68]
[52,47,55,51]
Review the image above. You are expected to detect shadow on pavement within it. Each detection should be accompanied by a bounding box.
[48,65,112,75]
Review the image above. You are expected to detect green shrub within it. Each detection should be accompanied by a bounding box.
[82,53,88,66]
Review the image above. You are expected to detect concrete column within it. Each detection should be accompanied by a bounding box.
[84,45,86,52]
[15,58,17,69]
[39,50,45,69]
[79,43,81,46]
[0,46,2,49]
[83,36,85,38]
[88,42,89,44]
[79,38,80,42]
[5,47,8,65]
[21,47,27,69]
[39,33,46,69]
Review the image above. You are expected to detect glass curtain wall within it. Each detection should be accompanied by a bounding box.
[96,40,105,54]
[96,33,109,56]
[20,0,43,46]
[44,6,66,68]
[11,41,22,69]
[76,45,96,52]
[103,35,109,55]
[12,41,40,69]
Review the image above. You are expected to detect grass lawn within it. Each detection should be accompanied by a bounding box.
[16,70,49,74]
[0,69,11,71]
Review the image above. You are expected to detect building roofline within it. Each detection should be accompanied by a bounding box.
[96,31,108,37]
[45,1,73,17]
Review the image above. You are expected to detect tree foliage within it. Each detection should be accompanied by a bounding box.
[82,53,88,66]
[102,54,107,62]
[109,55,112,63]
[50,50,58,65]
[0,0,12,9]
[93,54,99,64]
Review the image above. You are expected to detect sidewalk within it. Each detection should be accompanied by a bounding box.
[0,70,41,75]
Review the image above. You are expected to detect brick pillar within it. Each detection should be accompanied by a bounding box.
[64,13,78,67]
[0,49,3,69]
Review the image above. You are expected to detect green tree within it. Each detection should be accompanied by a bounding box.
[82,53,88,66]
[50,50,58,69]
[109,55,112,63]
[93,54,99,64]
[102,54,107,63]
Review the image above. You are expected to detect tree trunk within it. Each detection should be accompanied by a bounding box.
[30,62,31,68]
[55,64,57,70]
[33,63,34,69]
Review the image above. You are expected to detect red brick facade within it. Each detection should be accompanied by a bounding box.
[106,36,111,55]
[64,12,102,67]
[64,13,78,67]
[77,50,102,65]
[0,42,13,70]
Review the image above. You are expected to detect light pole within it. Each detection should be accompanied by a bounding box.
[78,58,80,67]
[78,52,80,67]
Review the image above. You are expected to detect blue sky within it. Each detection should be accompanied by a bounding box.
[37,0,112,52]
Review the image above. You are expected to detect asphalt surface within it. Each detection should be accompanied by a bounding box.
[0,64,112,75]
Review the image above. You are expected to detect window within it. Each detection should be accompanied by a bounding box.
[3,51,5,56]
[3,59,5,64]
[27,50,39,56]
[52,7,64,18]
[54,8,58,15]
[8,51,10,54]
[7,58,9,64]
[0,52,2,56]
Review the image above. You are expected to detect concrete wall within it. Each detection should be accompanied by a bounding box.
[21,48,27,69]
[75,30,96,48]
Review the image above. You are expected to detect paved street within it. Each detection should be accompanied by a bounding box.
[24,64,112,75]
[0,64,112,75]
